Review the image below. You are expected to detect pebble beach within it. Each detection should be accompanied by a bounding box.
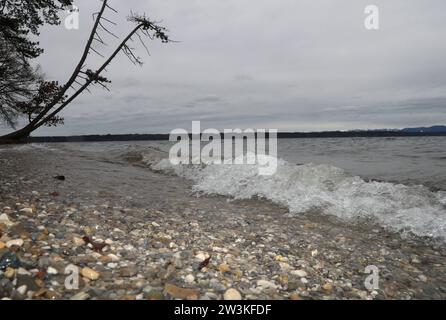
[1,145,446,300]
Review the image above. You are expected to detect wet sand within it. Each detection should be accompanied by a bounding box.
[0,146,445,300]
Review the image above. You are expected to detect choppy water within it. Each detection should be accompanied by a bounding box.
[279,137,446,192]
[47,136,446,190]
[3,136,446,240]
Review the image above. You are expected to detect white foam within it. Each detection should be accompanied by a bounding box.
[152,155,446,240]
[0,143,56,152]
[438,192,446,205]
[20,143,56,151]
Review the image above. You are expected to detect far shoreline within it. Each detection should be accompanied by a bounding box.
[26,131,446,143]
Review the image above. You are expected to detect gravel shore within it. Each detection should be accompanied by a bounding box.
[1,145,446,300]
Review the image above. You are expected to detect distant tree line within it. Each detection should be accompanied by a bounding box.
[27,129,446,143]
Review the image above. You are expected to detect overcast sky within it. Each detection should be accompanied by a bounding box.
[2,0,446,136]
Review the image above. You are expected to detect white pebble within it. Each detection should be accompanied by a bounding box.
[6,239,24,248]
[0,213,10,221]
[195,252,209,261]
[17,285,28,295]
[17,268,31,275]
[224,288,242,300]
[256,280,277,289]
[291,270,308,278]
[419,275,428,282]
[123,244,135,251]
[108,254,120,262]
[185,274,195,284]
[47,267,58,275]
[0,213,14,226]
[72,236,85,246]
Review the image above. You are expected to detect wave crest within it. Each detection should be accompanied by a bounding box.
[152,156,446,240]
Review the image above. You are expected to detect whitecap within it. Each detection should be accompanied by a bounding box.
[152,154,446,240]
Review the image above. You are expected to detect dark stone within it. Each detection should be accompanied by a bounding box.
[88,287,104,298]
[0,278,13,298]
[287,280,300,291]
[16,274,40,292]
[119,265,138,277]
[144,289,165,300]
[0,252,21,271]
[10,290,26,300]
[38,257,52,269]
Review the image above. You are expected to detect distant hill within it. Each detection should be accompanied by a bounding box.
[401,125,446,133]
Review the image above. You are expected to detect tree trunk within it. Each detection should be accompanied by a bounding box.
[0,124,33,143]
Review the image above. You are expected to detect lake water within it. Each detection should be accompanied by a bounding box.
[3,136,446,240]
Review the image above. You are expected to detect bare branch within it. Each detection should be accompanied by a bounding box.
[122,44,142,66]
[94,32,107,45]
[136,31,151,55]
[96,81,111,91]
[74,79,91,93]
[99,21,119,39]
[100,16,117,26]
[16,0,110,129]
[90,46,105,58]
[105,1,118,13]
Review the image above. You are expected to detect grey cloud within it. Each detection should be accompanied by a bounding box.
[234,74,255,81]
[1,0,445,136]
[185,96,225,109]
[194,96,222,103]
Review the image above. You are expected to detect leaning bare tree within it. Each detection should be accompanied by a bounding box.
[0,0,171,142]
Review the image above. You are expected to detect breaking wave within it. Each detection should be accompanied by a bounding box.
[0,143,58,153]
[151,154,446,240]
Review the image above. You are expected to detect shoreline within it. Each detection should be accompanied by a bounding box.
[1,147,446,300]
[15,131,446,144]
